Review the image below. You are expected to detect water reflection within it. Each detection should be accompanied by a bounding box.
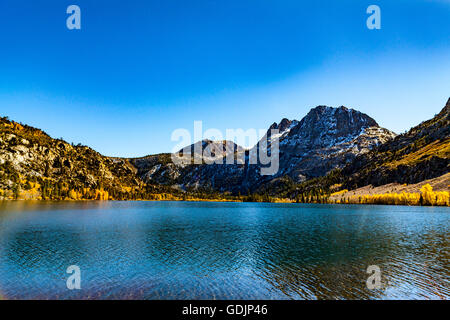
[0,201,448,299]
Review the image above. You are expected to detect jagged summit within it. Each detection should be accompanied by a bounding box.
[262,105,396,181]
[269,118,296,133]
[289,105,378,141]
[265,118,299,144]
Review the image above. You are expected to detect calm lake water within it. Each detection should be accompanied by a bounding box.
[0,201,448,300]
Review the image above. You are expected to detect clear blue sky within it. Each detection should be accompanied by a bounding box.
[0,0,449,157]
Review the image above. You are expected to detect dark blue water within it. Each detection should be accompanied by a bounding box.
[0,201,448,300]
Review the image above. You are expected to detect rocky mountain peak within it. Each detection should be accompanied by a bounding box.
[178,139,245,158]
[269,118,296,132]
[277,118,293,132]
[287,105,379,148]
[259,105,395,181]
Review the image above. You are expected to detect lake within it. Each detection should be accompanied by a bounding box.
[0,201,448,300]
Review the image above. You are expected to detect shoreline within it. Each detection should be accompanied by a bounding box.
[1,198,448,207]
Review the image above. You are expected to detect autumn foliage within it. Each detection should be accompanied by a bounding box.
[335,184,449,206]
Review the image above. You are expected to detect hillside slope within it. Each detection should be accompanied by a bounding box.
[342,98,450,189]
[0,117,171,200]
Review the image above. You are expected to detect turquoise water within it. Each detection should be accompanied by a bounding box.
[0,201,448,300]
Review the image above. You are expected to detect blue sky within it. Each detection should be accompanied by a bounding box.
[0,0,449,157]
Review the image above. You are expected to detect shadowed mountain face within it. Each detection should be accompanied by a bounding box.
[134,105,396,193]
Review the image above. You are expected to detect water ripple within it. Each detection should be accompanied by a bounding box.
[0,201,448,300]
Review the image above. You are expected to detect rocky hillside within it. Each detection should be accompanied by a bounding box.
[135,105,396,193]
[0,117,167,200]
[341,98,450,189]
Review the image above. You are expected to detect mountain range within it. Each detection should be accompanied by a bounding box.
[0,98,448,201]
[132,105,397,193]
